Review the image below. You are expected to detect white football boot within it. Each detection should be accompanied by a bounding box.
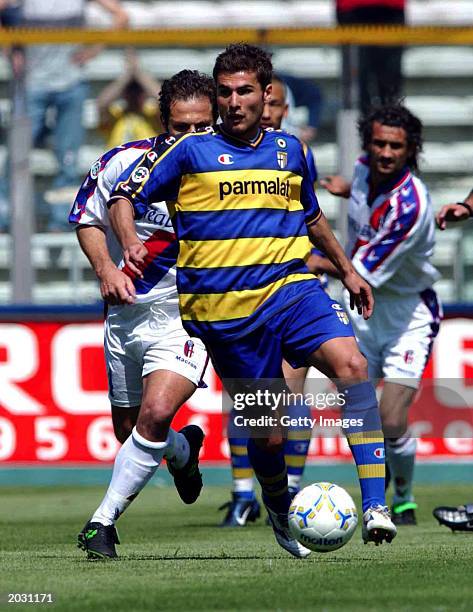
[362,504,397,545]
[266,507,311,558]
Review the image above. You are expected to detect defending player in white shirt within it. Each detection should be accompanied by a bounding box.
[317,104,442,525]
[69,70,218,559]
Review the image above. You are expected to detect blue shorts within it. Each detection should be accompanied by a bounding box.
[206,281,354,382]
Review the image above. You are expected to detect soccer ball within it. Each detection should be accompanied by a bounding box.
[288,482,358,552]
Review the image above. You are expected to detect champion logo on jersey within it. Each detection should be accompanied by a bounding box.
[147,150,158,163]
[89,160,101,180]
[218,154,234,165]
[404,350,415,364]
[165,136,176,146]
[277,151,287,169]
[184,339,195,358]
[374,447,385,459]
[331,303,343,311]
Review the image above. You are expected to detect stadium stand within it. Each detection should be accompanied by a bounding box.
[0,0,472,303]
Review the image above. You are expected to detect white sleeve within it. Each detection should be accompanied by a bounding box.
[352,190,424,288]
[69,150,139,229]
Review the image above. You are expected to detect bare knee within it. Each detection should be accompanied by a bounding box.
[334,351,368,382]
[382,413,408,438]
[137,392,176,440]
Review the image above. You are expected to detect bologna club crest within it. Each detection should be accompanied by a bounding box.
[184,340,195,358]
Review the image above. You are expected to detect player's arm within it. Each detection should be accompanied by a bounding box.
[76,225,135,305]
[436,189,473,229]
[319,175,351,198]
[307,214,373,319]
[108,198,147,278]
[108,134,185,273]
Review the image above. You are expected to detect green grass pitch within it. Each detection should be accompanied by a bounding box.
[1,484,472,611]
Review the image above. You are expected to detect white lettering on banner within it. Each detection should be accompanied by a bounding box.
[0,416,16,460]
[435,319,473,407]
[410,421,434,454]
[0,325,45,414]
[443,421,473,454]
[51,324,109,414]
[185,364,223,414]
[35,417,68,461]
[87,417,120,461]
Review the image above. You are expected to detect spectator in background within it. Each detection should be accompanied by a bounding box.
[336,0,405,114]
[97,49,162,149]
[20,0,128,230]
[0,0,22,232]
[278,72,322,143]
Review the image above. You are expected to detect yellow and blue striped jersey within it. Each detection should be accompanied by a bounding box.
[110,127,322,341]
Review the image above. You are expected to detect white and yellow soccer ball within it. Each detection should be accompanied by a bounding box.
[288,482,358,552]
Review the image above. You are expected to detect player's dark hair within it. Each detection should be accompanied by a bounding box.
[359,103,423,172]
[159,70,218,130]
[213,43,273,90]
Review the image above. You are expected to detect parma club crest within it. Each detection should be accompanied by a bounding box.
[277,151,287,169]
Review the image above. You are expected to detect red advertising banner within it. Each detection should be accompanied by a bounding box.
[0,317,472,464]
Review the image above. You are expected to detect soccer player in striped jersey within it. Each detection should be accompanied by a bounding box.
[109,44,397,557]
[319,104,442,526]
[221,74,318,527]
[71,70,218,559]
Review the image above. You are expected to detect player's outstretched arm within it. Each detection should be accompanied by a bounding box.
[436,194,473,230]
[307,214,374,319]
[108,198,147,278]
[76,225,135,305]
[319,175,351,198]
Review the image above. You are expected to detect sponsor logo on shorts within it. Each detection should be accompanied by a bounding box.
[331,303,343,311]
[184,339,195,358]
[374,447,385,459]
[175,355,197,370]
[404,350,415,364]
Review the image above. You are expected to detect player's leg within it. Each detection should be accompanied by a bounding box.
[281,283,395,544]
[78,306,207,558]
[111,405,140,443]
[207,335,311,558]
[220,360,308,527]
[380,289,442,525]
[219,426,260,527]
[380,382,418,524]
[281,361,311,497]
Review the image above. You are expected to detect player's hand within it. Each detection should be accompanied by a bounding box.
[342,269,374,320]
[98,265,136,305]
[123,242,148,278]
[319,175,351,198]
[436,203,470,230]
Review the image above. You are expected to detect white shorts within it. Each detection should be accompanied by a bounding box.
[344,288,442,389]
[104,300,208,407]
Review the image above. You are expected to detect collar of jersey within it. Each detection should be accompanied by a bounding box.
[367,164,411,205]
[217,125,265,149]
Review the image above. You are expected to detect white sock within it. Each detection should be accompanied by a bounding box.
[233,477,255,494]
[288,474,302,492]
[165,429,190,470]
[91,427,167,526]
[386,432,417,507]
